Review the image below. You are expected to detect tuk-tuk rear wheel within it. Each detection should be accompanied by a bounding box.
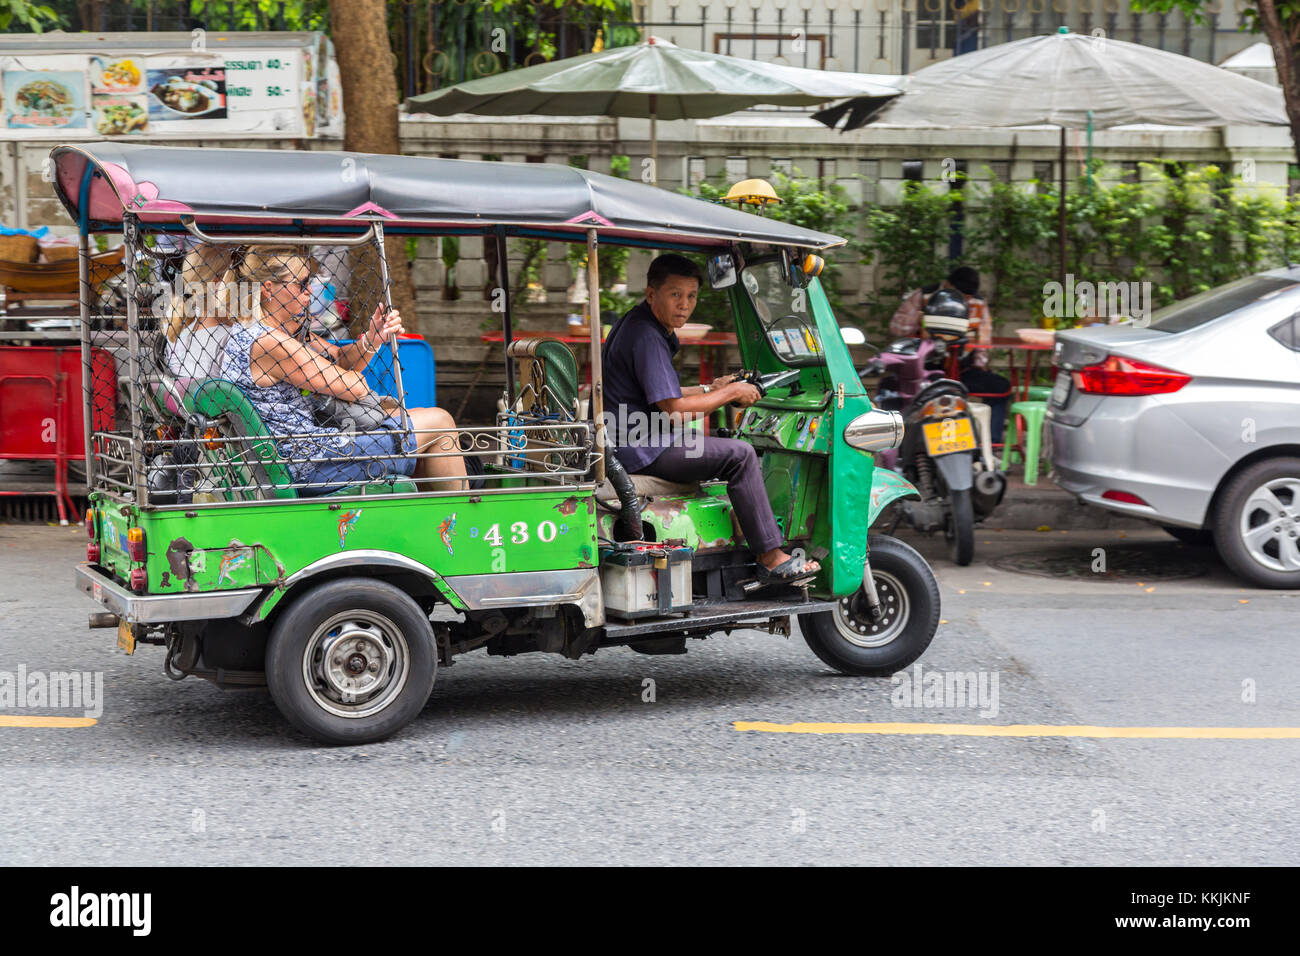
[798,535,940,677]
[266,578,436,746]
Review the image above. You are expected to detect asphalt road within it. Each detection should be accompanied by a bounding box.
[2,521,1297,866]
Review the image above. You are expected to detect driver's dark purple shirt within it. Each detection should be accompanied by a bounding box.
[601,299,682,472]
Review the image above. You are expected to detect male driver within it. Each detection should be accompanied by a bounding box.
[601,253,820,585]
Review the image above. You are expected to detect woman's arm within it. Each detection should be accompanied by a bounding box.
[251,329,371,401]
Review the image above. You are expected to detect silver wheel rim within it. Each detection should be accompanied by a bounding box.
[301,610,410,719]
[1238,476,1300,574]
[832,570,909,648]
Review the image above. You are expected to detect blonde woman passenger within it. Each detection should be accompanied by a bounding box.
[218,246,467,494]
[163,244,235,380]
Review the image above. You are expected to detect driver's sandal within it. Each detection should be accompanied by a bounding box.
[744,555,821,593]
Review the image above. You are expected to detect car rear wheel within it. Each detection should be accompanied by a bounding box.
[1213,457,1300,589]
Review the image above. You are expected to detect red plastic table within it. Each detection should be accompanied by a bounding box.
[953,336,1056,404]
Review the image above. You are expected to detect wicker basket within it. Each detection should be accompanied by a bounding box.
[0,234,39,264]
[39,245,80,263]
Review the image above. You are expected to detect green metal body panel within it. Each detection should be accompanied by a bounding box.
[868,468,921,525]
[90,488,599,622]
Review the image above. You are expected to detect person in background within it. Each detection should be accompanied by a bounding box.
[891,265,1010,442]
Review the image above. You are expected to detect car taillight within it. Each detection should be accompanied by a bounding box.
[86,542,101,563]
[86,509,96,539]
[1102,489,1149,506]
[127,527,146,562]
[1073,356,1191,396]
[129,567,147,592]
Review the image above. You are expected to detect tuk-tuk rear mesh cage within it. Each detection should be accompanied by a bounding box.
[86,229,595,504]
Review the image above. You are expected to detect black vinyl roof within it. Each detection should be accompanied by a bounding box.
[50,143,845,251]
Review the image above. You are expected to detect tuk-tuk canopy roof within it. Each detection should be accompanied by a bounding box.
[49,143,846,251]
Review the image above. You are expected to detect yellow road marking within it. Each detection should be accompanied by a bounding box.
[733,722,1300,739]
[0,715,97,729]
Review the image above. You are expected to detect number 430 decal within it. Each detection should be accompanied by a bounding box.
[479,521,565,546]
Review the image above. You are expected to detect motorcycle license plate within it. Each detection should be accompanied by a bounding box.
[922,418,977,456]
[1051,370,1072,407]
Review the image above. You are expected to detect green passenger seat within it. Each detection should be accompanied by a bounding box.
[184,379,416,501]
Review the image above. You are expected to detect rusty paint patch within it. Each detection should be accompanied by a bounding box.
[580,545,592,562]
[555,496,580,516]
[577,559,594,569]
[645,498,688,522]
[165,537,195,580]
[160,571,171,589]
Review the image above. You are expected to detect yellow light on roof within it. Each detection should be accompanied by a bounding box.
[722,178,781,210]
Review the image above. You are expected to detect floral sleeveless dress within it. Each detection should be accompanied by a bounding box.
[219,322,349,482]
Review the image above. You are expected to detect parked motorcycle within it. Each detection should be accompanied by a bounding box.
[859,327,1007,565]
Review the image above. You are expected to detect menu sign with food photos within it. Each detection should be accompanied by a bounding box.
[4,69,87,129]
[146,65,228,122]
[0,32,339,139]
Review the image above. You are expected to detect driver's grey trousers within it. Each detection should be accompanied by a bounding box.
[636,437,784,555]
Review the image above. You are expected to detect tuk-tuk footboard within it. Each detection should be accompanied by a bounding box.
[601,596,839,644]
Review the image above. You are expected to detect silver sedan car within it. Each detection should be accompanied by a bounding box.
[1049,267,1300,588]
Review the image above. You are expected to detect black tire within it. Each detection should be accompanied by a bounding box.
[1213,456,1300,589]
[1161,525,1214,547]
[265,578,437,745]
[945,488,975,565]
[799,534,941,676]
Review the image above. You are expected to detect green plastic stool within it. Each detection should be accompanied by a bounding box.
[1026,385,1054,403]
[1001,400,1048,485]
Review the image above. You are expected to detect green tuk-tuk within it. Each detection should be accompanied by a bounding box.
[54,143,939,745]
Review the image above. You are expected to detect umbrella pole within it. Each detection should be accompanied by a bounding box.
[1058,126,1067,289]
[649,95,658,186]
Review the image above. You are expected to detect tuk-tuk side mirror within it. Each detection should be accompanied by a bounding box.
[840,326,866,346]
[707,253,738,290]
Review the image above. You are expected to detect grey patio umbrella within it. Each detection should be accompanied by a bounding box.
[406,36,904,184]
[815,27,1290,281]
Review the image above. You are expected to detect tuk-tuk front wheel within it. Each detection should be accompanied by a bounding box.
[798,535,940,676]
[266,578,436,745]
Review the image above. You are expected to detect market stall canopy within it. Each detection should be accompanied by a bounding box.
[49,143,846,250]
[405,36,904,119]
[814,30,1287,131]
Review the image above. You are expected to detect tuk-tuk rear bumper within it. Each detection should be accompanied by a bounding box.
[75,564,263,625]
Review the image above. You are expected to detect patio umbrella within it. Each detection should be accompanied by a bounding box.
[814,27,1289,282]
[405,36,904,184]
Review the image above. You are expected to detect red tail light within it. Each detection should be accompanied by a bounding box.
[1073,356,1191,396]
[87,542,101,563]
[86,509,96,539]
[1102,489,1149,506]
[129,567,147,592]
[127,527,146,563]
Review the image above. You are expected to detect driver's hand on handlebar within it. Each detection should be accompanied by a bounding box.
[710,373,739,388]
[729,382,762,407]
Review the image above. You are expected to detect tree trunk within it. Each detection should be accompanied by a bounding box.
[1256,0,1300,170]
[328,0,419,331]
